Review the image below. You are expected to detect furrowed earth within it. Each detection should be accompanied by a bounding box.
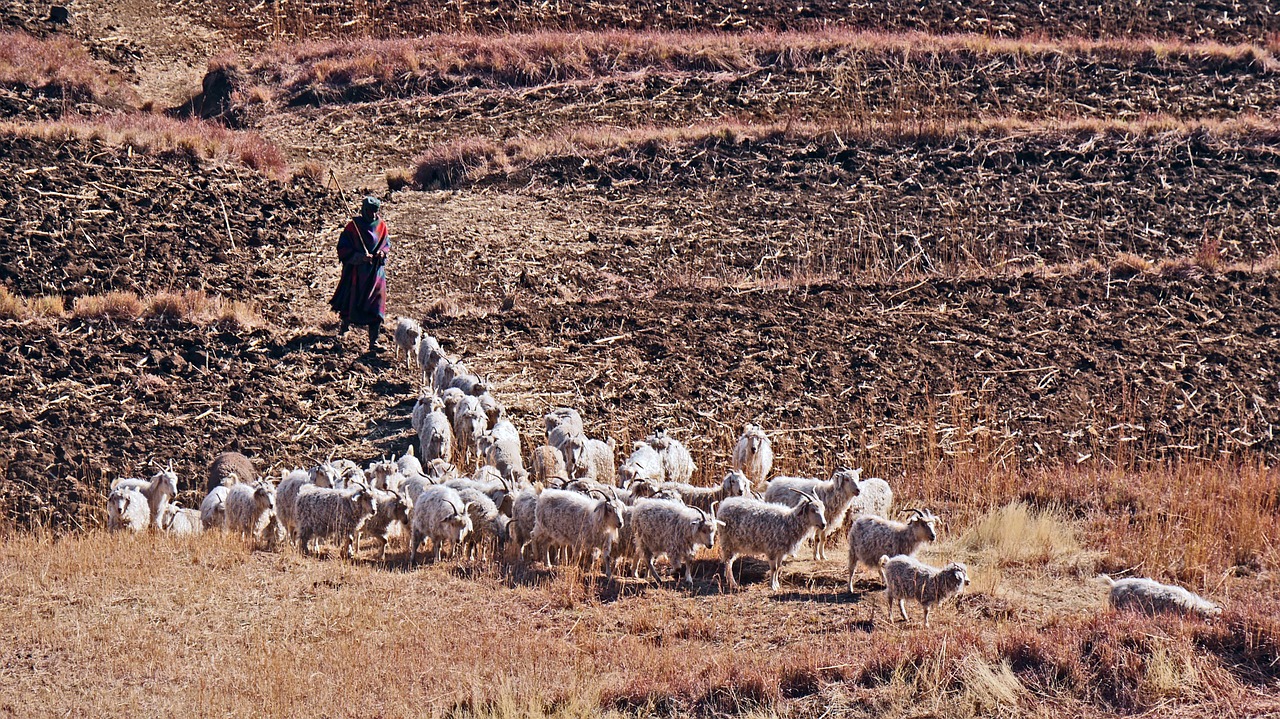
[0,1,1278,718]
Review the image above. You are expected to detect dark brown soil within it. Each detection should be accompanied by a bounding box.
[421,270,1280,478]
[1,2,59,35]
[403,128,1280,297]
[0,322,415,530]
[257,48,1280,182]
[196,0,1280,43]
[0,134,344,302]
[265,44,1276,114]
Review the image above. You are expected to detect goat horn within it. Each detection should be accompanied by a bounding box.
[783,488,814,503]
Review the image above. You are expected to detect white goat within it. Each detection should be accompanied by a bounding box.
[417,335,444,387]
[731,424,773,489]
[200,486,229,530]
[847,509,939,591]
[1100,575,1222,619]
[716,489,826,591]
[110,465,179,529]
[393,317,422,369]
[529,488,625,578]
[662,470,751,513]
[106,487,149,533]
[408,485,473,564]
[160,504,202,535]
[644,429,695,484]
[880,555,969,627]
[618,441,665,486]
[764,468,862,560]
[631,498,721,585]
[225,482,278,545]
[848,476,893,518]
[294,484,378,558]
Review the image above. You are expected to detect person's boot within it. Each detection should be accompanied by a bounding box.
[338,320,349,336]
[367,321,381,353]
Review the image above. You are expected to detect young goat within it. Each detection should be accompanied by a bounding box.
[111,465,180,529]
[847,509,939,592]
[880,555,969,627]
[731,424,773,489]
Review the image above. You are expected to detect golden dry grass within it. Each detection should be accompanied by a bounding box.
[956,502,1082,569]
[4,459,1278,719]
[246,30,1278,96]
[56,289,263,327]
[0,289,66,321]
[0,286,21,320]
[0,115,287,178]
[71,290,144,321]
[409,115,1280,190]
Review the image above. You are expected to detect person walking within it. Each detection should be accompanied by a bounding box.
[330,196,390,354]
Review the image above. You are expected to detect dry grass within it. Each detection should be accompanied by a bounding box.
[0,31,131,105]
[409,115,1280,190]
[58,289,262,327]
[955,502,1083,570]
[1109,252,1152,278]
[0,526,1275,719]
[291,159,327,184]
[244,30,1277,98]
[385,166,413,191]
[0,288,67,321]
[0,114,288,177]
[70,290,144,321]
[25,295,66,318]
[0,286,21,320]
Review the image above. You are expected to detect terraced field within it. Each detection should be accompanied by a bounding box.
[0,2,1278,718]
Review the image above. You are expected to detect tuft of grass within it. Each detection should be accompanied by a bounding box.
[1109,252,1151,278]
[1155,256,1204,280]
[64,290,260,327]
[0,115,289,178]
[1194,237,1226,273]
[0,286,22,320]
[292,160,326,185]
[959,655,1027,715]
[956,502,1081,568]
[25,295,65,318]
[145,289,205,320]
[385,167,412,192]
[71,290,143,321]
[216,299,261,331]
[0,290,68,320]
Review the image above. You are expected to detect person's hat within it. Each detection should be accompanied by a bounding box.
[361,196,381,214]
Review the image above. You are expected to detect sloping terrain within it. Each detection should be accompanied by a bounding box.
[189,0,1280,42]
[0,132,340,300]
[0,2,1278,718]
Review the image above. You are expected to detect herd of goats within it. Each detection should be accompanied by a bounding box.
[103,318,1224,625]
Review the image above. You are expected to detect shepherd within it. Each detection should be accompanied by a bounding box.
[330,196,390,353]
